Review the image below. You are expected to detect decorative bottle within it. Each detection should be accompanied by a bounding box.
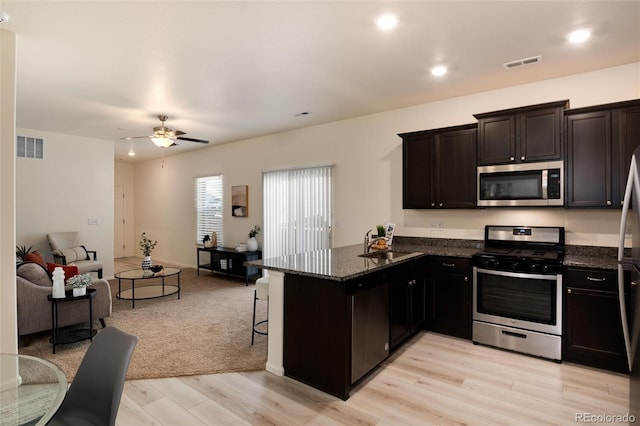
[52,267,66,298]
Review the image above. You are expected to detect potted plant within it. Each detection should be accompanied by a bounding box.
[67,273,93,297]
[139,232,158,271]
[247,225,261,252]
[16,244,34,262]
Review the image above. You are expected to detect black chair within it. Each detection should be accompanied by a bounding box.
[47,327,138,426]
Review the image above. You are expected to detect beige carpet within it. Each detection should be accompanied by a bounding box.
[18,267,268,381]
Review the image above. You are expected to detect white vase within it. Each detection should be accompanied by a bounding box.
[52,267,66,298]
[73,287,86,297]
[142,255,152,271]
[247,237,259,252]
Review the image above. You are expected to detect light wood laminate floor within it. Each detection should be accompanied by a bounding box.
[113,259,630,425]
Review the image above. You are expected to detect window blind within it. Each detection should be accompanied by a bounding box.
[195,175,224,245]
[263,166,332,259]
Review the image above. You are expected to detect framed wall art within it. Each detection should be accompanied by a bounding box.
[232,185,248,217]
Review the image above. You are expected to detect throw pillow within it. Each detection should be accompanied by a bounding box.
[56,246,88,263]
[47,263,79,282]
[24,251,45,267]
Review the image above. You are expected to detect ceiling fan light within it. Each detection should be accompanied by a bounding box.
[151,136,174,148]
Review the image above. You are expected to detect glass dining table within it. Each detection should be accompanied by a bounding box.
[0,353,67,425]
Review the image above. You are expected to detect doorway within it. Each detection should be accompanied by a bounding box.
[114,186,125,258]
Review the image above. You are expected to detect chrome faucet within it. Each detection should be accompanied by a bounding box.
[364,229,372,252]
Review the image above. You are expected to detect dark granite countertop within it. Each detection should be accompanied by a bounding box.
[246,244,426,281]
[246,237,482,281]
[247,236,622,279]
[564,245,620,270]
[563,255,619,270]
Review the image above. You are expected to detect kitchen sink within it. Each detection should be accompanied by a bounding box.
[358,250,414,260]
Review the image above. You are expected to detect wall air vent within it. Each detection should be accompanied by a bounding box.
[17,135,44,159]
[503,55,542,69]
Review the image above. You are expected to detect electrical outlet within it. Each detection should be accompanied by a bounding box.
[88,218,98,225]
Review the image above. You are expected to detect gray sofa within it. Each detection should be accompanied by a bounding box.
[17,262,112,344]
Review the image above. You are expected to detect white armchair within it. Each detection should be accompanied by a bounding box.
[47,232,103,278]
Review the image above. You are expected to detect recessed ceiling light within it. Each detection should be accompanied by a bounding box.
[0,12,9,24]
[431,65,448,77]
[376,14,397,31]
[128,149,135,156]
[567,29,591,44]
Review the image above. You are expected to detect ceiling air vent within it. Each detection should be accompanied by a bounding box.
[503,55,542,69]
[17,135,44,159]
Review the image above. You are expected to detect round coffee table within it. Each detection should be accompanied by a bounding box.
[115,267,181,308]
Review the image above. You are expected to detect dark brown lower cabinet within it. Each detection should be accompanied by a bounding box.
[563,267,629,373]
[284,266,414,400]
[390,263,426,350]
[426,257,472,339]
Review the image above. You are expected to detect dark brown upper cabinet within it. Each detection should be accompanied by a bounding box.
[474,100,569,166]
[401,124,477,209]
[565,99,640,208]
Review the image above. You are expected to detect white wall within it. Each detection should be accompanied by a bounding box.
[16,129,115,277]
[1,29,18,354]
[126,63,640,268]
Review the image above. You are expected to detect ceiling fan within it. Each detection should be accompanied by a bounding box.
[122,115,209,148]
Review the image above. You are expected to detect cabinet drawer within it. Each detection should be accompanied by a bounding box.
[428,256,471,274]
[564,267,617,292]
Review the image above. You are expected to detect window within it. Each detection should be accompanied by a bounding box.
[263,166,332,259]
[195,175,224,245]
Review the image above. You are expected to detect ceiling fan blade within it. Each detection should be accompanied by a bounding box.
[174,130,186,136]
[177,136,209,144]
[120,135,151,141]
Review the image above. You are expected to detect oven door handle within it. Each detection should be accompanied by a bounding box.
[474,267,559,281]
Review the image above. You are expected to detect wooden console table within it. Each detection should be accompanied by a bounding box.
[197,247,262,285]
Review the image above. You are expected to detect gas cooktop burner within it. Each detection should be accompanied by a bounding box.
[473,225,565,274]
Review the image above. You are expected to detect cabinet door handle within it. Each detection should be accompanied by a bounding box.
[567,288,572,294]
[521,156,525,160]
[442,263,455,267]
[439,203,443,207]
[587,276,606,282]
[464,276,468,282]
[631,281,638,287]
[431,202,436,207]
[510,156,515,161]
[607,200,612,206]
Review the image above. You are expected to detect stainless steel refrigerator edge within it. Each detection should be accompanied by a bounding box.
[617,145,640,417]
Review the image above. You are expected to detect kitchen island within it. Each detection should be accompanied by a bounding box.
[246,244,429,399]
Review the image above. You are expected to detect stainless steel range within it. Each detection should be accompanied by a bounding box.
[472,225,564,361]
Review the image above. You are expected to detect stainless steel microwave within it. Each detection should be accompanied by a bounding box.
[477,161,563,207]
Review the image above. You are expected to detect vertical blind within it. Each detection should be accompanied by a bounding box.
[263,166,333,259]
[195,175,224,245]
